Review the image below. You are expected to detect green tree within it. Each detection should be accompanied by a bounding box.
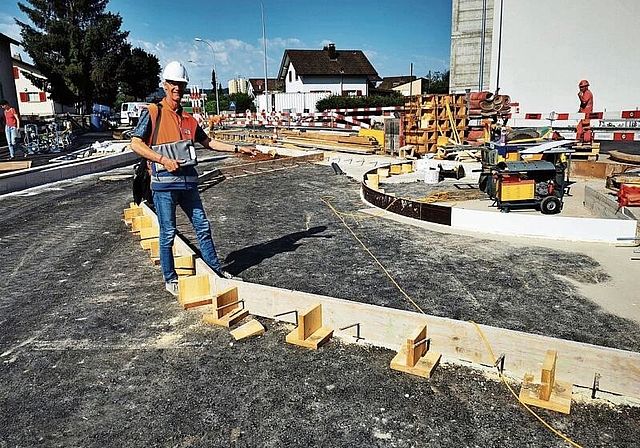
[118,46,161,101]
[16,0,157,112]
[424,70,450,94]
[207,92,256,114]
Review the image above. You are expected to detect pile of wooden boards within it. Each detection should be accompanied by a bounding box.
[278,130,381,154]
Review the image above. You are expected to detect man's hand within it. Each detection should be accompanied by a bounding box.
[238,146,258,156]
[160,157,185,172]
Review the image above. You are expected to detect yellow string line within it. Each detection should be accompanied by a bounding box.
[321,195,584,448]
[470,321,584,448]
[321,196,426,315]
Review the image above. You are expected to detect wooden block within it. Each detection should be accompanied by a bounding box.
[204,308,249,328]
[401,163,413,173]
[519,350,572,414]
[377,167,389,178]
[286,325,333,349]
[300,304,322,340]
[541,350,557,401]
[174,254,195,277]
[229,319,265,340]
[140,237,157,251]
[519,376,572,414]
[202,287,248,327]
[390,345,441,378]
[366,173,379,190]
[124,207,144,224]
[407,326,427,368]
[139,226,159,240]
[0,160,32,171]
[390,165,402,175]
[285,304,333,349]
[131,215,153,233]
[177,275,212,309]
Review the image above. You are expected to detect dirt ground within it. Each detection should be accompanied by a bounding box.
[0,156,639,447]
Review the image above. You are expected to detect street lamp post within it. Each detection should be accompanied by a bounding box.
[194,37,220,115]
[259,1,269,112]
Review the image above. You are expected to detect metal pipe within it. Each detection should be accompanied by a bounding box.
[479,0,487,91]
[259,1,269,113]
[495,0,504,93]
[194,37,220,116]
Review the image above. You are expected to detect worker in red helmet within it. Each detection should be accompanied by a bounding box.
[576,79,594,143]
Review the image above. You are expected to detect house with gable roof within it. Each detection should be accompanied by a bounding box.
[277,44,380,97]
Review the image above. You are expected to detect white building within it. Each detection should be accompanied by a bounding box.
[228,78,248,95]
[450,0,640,114]
[277,44,380,97]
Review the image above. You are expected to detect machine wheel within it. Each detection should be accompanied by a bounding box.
[479,173,489,192]
[540,196,562,214]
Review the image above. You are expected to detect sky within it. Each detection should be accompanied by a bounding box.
[0,0,452,90]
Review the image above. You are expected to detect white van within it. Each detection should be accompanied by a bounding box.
[120,102,149,126]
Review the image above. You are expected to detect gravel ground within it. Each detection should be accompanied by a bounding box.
[0,157,639,447]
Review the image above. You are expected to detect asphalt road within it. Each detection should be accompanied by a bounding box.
[0,160,639,447]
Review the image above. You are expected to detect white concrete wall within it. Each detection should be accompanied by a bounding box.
[451,0,640,113]
[488,0,640,113]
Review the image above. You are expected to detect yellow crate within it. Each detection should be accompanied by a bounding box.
[499,180,535,201]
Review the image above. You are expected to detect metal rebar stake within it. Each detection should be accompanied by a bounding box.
[412,337,431,351]
[339,323,363,341]
[494,354,505,374]
[274,310,298,325]
[216,299,245,311]
[591,372,601,399]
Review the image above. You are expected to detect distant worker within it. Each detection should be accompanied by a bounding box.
[1,99,21,159]
[130,61,255,296]
[576,79,594,144]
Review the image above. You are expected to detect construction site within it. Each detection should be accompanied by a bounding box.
[1,1,640,447]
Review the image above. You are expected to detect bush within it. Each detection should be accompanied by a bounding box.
[316,93,405,111]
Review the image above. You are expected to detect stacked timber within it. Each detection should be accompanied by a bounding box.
[278,130,380,154]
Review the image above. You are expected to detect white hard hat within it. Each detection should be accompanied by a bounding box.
[162,61,189,83]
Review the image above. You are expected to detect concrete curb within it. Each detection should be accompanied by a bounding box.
[0,149,139,195]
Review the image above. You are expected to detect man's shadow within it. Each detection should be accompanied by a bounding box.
[223,225,332,275]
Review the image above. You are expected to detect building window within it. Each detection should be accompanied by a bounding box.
[289,71,292,83]
[13,67,19,79]
[295,73,298,81]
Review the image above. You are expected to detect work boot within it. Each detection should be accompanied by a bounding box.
[215,269,242,281]
[165,279,179,297]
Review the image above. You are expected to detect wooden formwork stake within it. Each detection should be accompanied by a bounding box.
[390,325,441,379]
[285,304,333,350]
[519,350,572,414]
[203,286,249,328]
[366,173,379,190]
[131,215,153,233]
[139,226,159,250]
[377,167,389,178]
[123,204,143,225]
[174,254,195,277]
[177,275,213,309]
[230,319,265,340]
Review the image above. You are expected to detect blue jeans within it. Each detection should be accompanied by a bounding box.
[5,126,18,158]
[152,188,223,282]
